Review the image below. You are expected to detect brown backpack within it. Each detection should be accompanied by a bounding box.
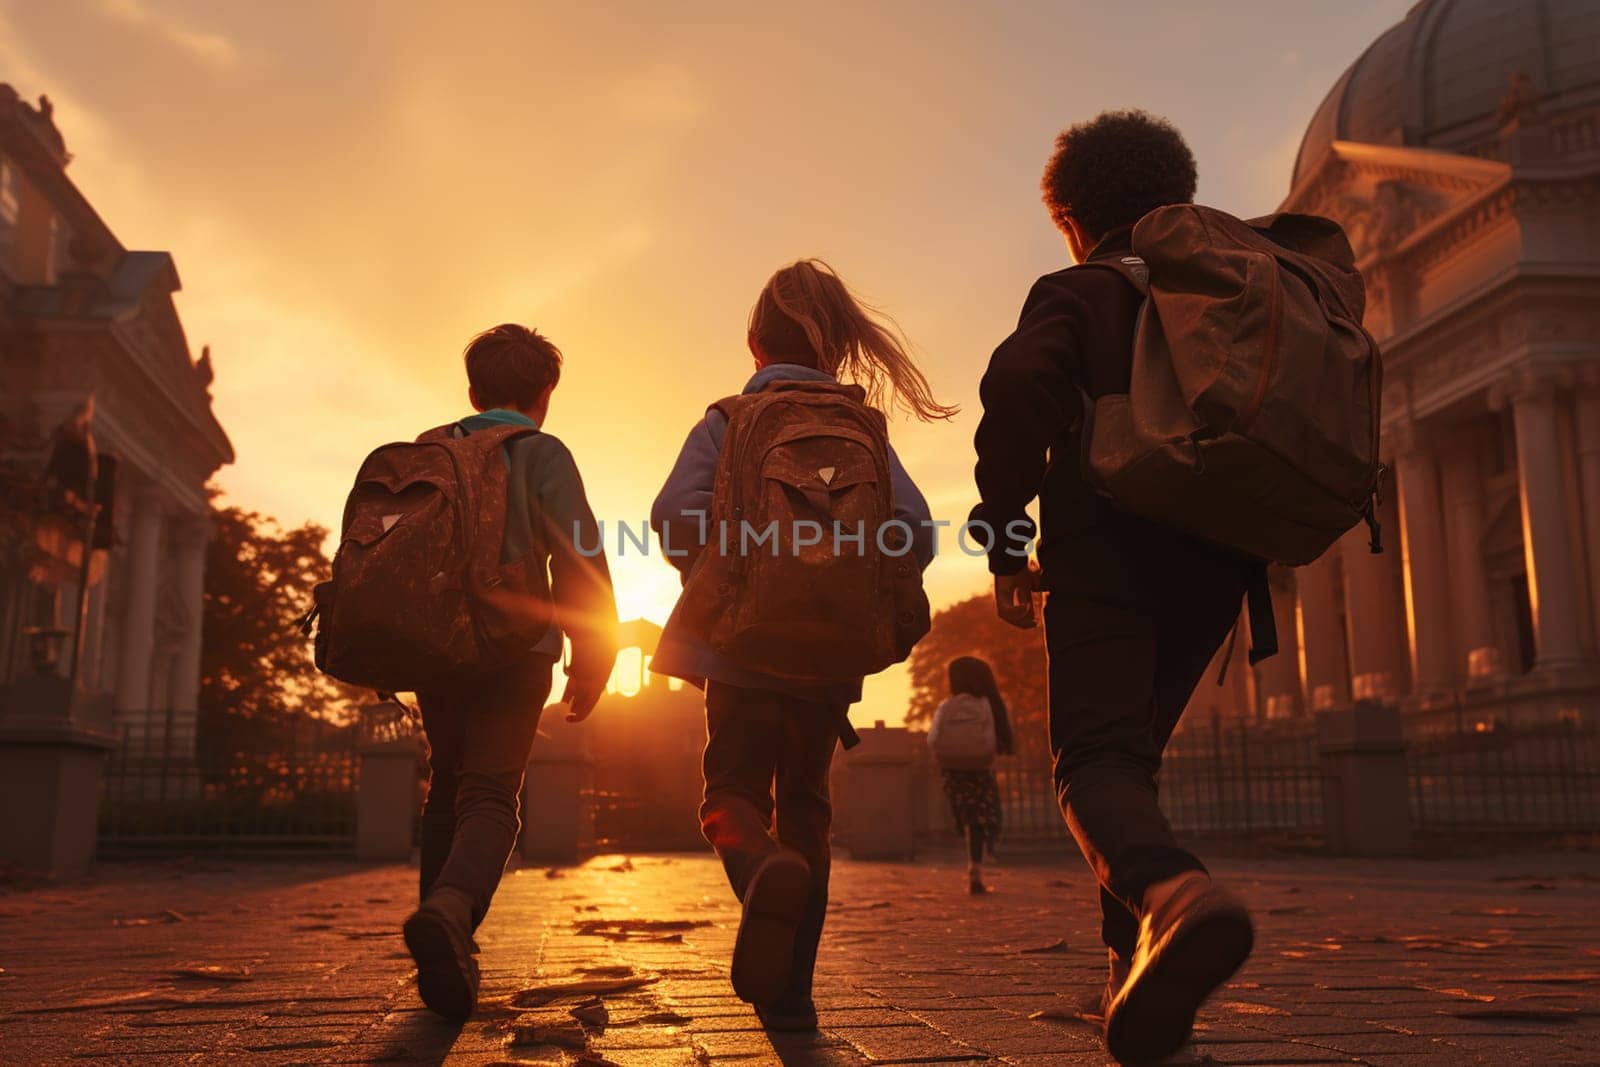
[665,380,929,684]
[303,423,557,692]
[1079,206,1385,567]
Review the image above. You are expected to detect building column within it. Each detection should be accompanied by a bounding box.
[1254,568,1303,720]
[1393,434,1456,698]
[1439,430,1502,683]
[1341,490,1409,704]
[1575,380,1600,659]
[1297,550,1350,711]
[1501,373,1587,670]
[166,515,210,756]
[115,486,165,718]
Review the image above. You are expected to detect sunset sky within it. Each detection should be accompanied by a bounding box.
[3,0,1412,717]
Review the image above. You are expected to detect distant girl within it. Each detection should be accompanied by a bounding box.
[927,655,1015,894]
[651,260,953,1032]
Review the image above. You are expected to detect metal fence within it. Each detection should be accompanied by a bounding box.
[1161,715,1325,837]
[981,715,1327,846]
[1407,720,1600,835]
[96,706,406,854]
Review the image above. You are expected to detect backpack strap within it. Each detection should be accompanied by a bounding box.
[1073,253,1151,295]
[1244,562,1278,665]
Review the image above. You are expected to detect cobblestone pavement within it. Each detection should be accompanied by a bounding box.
[2,849,1598,1065]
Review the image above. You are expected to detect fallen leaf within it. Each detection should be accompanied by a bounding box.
[1221,1001,1291,1016]
[506,1016,589,1050]
[569,997,609,1029]
[170,964,252,982]
[513,975,660,1006]
[573,919,708,942]
[113,910,186,928]
[1430,987,1495,1002]
[1021,939,1068,954]
[616,1010,691,1026]
[1027,1008,1100,1030]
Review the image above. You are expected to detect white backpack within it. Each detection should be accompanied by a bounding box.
[928,693,997,770]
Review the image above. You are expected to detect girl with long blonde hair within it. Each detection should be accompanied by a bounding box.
[650,260,952,1032]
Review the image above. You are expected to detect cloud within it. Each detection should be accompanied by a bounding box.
[99,0,239,71]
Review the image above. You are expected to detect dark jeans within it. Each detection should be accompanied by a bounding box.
[1045,563,1246,961]
[700,681,841,998]
[966,824,987,865]
[417,653,556,930]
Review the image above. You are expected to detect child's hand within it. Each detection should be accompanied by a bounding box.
[561,677,604,722]
[993,563,1040,629]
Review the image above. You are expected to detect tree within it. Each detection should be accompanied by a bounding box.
[199,496,363,741]
[907,592,1050,757]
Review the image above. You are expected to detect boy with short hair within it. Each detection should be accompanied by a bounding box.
[403,323,617,1021]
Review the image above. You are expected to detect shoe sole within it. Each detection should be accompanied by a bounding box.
[731,852,811,1005]
[756,1008,819,1032]
[403,909,478,1021]
[1105,900,1254,1064]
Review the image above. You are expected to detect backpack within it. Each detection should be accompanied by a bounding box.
[664,379,930,684]
[302,423,557,693]
[929,693,998,770]
[1078,206,1385,568]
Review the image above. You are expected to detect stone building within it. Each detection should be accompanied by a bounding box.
[0,85,232,750]
[1198,0,1600,734]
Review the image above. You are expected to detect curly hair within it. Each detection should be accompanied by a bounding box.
[1041,109,1197,240]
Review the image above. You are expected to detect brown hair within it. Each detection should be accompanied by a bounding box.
[948,655,1007,724]
[748,260,957,422]
[463,323,563,410]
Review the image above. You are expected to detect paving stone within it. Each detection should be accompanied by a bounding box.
[2,851,1598,1065]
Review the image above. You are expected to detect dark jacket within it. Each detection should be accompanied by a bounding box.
[650,363,935,704]
[970,228,1246,603]
[457,409,617,685]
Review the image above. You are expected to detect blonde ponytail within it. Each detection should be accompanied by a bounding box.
[748,260,958,422]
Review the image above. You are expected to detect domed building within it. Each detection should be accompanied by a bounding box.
[1215,0,1600,732]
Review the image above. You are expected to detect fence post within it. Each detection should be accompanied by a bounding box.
[357,734,423,861]
[836,721,916,860]
[0,673,116,877]
[1316,701,1413,856]
[520,711,592,865]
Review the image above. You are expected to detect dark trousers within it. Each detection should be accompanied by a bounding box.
[1044,563,1246,961]
[417,653,556,930]
[700,681,841,998]
[966,824,987,865]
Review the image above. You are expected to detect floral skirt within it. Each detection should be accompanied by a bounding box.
[941,768,1002,841]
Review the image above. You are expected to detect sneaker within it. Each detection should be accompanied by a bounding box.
[1104,876,1253,1064]
[730,849,811,1005]
[755,992,819,1032]
[402,888,480,1021]
[1099,947,1132,1020]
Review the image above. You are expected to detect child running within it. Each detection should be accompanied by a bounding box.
[651,260,952,1031]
